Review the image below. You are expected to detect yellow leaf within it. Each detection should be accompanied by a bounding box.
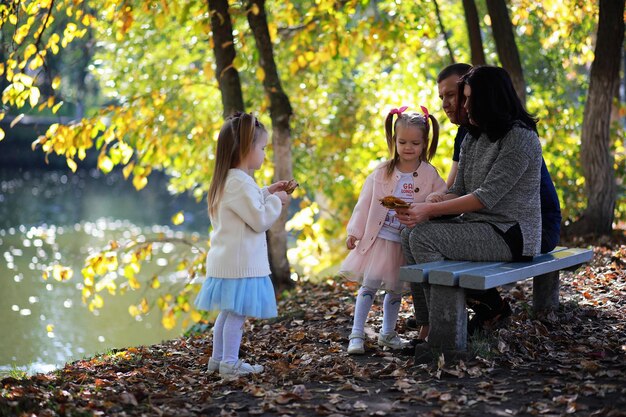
[67,158,77,172]
[52,75,61,89]
[150,276,161,289]
[123,161,134,179]
[128,275,140,290]
[128,305,140,317]
[98,155,114,173]
[29,54,44,71]
[0,129,4,142]
[24,44,37,60]
[29,86,40,107]
[191,310,202,323]
[171,211,185,225]
[92,294,104,309]
[249,3,260,15]
[162,311,176,330]
[155,13,165,29]
[10,113,24,128]
[52,265,73,282]
[46,324,54,332]
[256,67,265,82]
[133,175,148,190]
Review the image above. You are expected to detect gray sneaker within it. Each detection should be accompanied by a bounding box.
[207,357,220,373]
[219,360,264,377]
[347,332,365,355]
[378,331,409,350]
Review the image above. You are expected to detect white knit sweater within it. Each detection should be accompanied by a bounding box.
[204,169,282,279]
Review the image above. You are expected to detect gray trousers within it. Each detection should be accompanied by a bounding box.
[400,219,513,325]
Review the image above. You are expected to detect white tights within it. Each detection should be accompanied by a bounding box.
[211,311,246,364]
[352,286,402,335]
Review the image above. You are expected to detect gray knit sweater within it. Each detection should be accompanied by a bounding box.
[448,125,542,256]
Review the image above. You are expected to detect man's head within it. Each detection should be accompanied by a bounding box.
[437,63,472,125]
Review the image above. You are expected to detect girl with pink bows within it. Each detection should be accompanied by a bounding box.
[340,106,447,355]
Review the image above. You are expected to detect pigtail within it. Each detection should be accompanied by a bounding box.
[426,114,439,162]
[385,112,399,178]
[384,112,396,157]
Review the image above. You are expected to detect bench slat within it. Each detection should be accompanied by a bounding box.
[399,260,470,283]
[458,248,593,290]
[428,247,571,286]
[429,261,507,286]
[399,247,570,286]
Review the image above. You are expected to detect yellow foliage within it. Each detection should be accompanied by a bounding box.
[162,310,176,330]
[51,265,74,282]
[172,211,185,225]
[89,294,104,312]
[133,175,148,190]
[128,305,140,317]
[29,86,40,107]
[190,310,202,323]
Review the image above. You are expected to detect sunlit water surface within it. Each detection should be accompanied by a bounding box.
[0,168,210,375]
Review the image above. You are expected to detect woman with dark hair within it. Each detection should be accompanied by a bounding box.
[396,66,543,337]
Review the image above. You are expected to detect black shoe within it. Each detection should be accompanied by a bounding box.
[405,318,419,330]
[468,299,512,336]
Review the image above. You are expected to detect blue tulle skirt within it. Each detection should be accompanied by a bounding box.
[194,276,278,319]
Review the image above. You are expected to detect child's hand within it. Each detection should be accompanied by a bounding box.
[426,192,445,203]
[268,181,289,194]
[274,190,289,206]
[346,235,357,250]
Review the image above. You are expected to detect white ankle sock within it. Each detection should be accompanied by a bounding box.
[352,286,376,334]
[221,312,246,364]
[211,311,228,361]
[382,292,402,334]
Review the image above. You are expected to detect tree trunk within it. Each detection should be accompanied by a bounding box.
[433,0,455,64]
[208,0,244,117]
[247,0,294,290]
[572,0,625,236]
[485,0,526,104]
[462,0,486,66]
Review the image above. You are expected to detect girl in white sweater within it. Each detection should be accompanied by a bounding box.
[195,112,289,377]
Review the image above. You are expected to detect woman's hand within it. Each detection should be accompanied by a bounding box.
[426,192,445,203]
[396,203,431,228]
[268,180,289,194]
[346,235,357,250]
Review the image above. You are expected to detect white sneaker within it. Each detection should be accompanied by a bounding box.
[378,331,409,350]
[347,332,365,355]
[207,357,220,373]
[219,360,264,377]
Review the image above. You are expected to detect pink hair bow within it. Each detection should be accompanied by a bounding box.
[389,105,408,115]
[420,105,430,127]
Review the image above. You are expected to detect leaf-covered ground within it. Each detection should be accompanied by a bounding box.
[2,238,625,417]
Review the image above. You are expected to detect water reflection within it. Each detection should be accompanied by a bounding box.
[0,168,210,375]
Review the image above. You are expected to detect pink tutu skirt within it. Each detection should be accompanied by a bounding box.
[339,237,407,293]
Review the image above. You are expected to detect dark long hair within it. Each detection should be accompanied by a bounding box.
[457,66,537,141]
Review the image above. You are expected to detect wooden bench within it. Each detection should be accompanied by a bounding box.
[399,247,593,352]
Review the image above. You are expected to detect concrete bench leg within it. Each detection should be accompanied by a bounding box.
[428,285,467,351]
[533,271,560,312]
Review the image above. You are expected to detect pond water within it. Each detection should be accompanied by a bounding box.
[0,167,211,375]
